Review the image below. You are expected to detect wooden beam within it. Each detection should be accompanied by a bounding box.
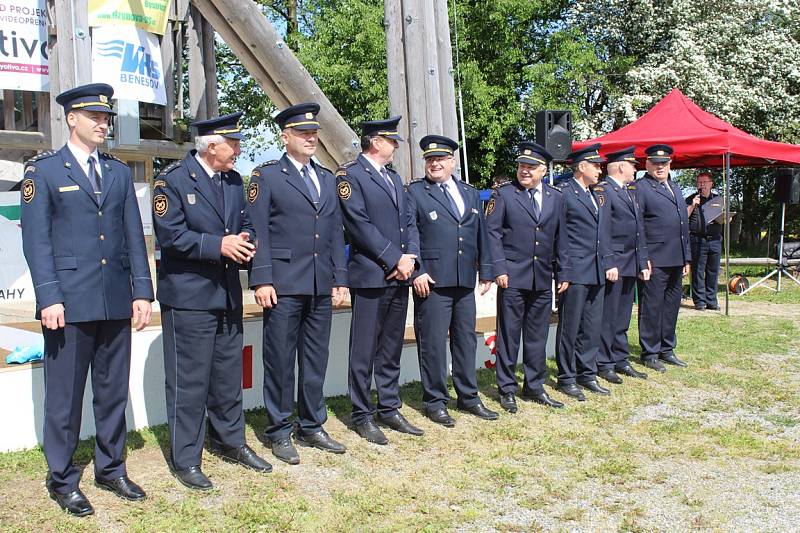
[160,21,176,139]
[433,0,458,142]
[384,0,412,182]
[110,139,195,160]
[400,0,427,180]
[187,5,208,121]
[2,91,14,131]
[202,17,219,117]
[37,92,51,142]
[0,130,49,151]
[191,0,360,169]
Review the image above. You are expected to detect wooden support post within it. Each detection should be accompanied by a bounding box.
[400,0,427,180]
[384,0,412,182]
[187,5,208,121]
[22,92,35,130]
[2,91,14,131]
[434,0,458,142]
[202,17,219,118]
[160,20,176,140]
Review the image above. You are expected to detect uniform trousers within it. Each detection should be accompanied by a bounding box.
[638,266,682,361]
[690,235,721,308]
[161,306,245,470]
[413,286,480,411]
[494,287,553,395]
[597,276,637,371]
[262,295,332,440]
[43,319,131,493]
[555,283,603,384]
[348,286,408,425]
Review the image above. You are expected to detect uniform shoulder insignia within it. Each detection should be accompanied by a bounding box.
[340,160,357,169]
[100,152,128,165]
[248,182,259,203]
[409,178,424,185]
[315,163,333,175]
[157,161,181,178]
[593,186,605,192]
[336,160,356,177]
[21,178,35,203]
[460,180,477,189]
[627,184,637,190]
[252,160,279,177]
[153,193,168,217]
[26,150,57,165]
[546,183,563,193]
[494,181,512,189]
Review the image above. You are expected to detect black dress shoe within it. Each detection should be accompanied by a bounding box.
[706,304,720,311]
[270,437,300,465]
[426,407,456,427]
[521,389,564,408]
[556,382,586,401]
[95,475,147,501]
[598,369,623,384]
[172,466,213,491]
[47,485,94,517]
[694,304,706,310]
[617,364,647,379]
[458,401,499,421]
[295,429,346,454]
[641,358,666,373]
[499,393,517,413]
[378,413,424,436]
[211,444,272,473]
[660,353,688,367]
[580,380,611,395]
[354,418,389,444]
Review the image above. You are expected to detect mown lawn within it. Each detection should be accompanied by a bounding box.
[1,298,798,532]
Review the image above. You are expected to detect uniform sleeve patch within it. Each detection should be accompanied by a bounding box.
[485,198,495,216]
[336,170,347,177]
[153,179,167,189]
[337,181,352,200]
[24,165,36,175]
[597,194,605,207]
[22,179,35,203]
[153,194,168,217]
[248,182,259,203]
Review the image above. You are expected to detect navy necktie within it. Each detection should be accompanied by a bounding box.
[302,165,320,204]
[211,172,224,207]
[87,156,101,195]
[380,167,397,204]
[440,183,461,218]
[529,189,540,220]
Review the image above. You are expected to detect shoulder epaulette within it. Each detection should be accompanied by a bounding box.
[593,185,605,193]
[460,180,477,189]
[100,152,128,165]
[335,160,357,177]
[408,178,425,185]
[545,183,562,193]
[315,163,333,175]
[26,150,57,165]
[157,161,181,178]
[494,181,513,189]
[251,160,279,177]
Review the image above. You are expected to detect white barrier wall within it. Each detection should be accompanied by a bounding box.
[0,311,556,452]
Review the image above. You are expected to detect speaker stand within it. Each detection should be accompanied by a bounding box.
[740,202,800,294]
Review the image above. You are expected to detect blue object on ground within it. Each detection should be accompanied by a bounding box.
[5,344,44,364]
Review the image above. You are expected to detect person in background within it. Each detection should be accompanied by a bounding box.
[686,172,723,311]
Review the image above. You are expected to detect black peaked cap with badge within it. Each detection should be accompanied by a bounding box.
[55,83,116,115]
[419,135,458,158]
[275,102,321,130]
[516,141,553,166]
[645,144,674,162]
[605,146,638,166]
[567,143,606,165]
[361,116,404,141]
[192,112,244,140]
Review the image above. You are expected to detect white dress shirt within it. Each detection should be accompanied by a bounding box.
[286,154,321,196]
[440,176,465,217]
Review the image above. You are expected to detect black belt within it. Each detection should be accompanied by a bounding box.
[690,233,721,239]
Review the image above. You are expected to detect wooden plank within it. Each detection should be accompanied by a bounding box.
[187,5,208,121]
[110,139,194,160]
[384,0,412,183]
[433,0,458,143]
[22,92,35,129]
[160,21,176,139]
[421,4,443,134]
[193,0,360,169]
[202,17,219,118]
[3,90,15,131]
[37,92,51,141]
[400,0,427,180]
[0,130,49,151]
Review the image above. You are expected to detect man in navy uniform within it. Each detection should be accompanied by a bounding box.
[554,144,610,401]
[486,141,570,413]
[247,103,348,463]
[593,147,649,384]
[337,116,423,445]
[636,144,690,372]
[686,172,723,310]
[154,112,271,490]
[406,135,498,426]
[21,83,153,516]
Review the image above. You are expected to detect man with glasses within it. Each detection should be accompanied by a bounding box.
[486,141,569,413]
[635,145,690,372]
[248,103,348,464]
[406,135,498,427]
[154,112,271,490]
[686,172,723,310]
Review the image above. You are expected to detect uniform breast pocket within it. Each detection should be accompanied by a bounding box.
[54,256,77,270]
[421,249,440,260]
[271,248,292,261]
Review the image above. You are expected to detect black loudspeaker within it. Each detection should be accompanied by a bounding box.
[535,110,572,162]
[774,168,800,204]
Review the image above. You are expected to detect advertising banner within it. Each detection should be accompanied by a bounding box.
[92,25,166,105]
[0,0,48,91]
[88,0,171,36]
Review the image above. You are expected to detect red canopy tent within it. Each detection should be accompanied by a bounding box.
[572,88,800,168]
[571,89,800,313]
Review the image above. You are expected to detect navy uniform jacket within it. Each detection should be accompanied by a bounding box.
[485,180,570,291]
[153,151,254,311]
[406,177,492,287]
[336,154,419,288]
[557,178,609,285]
[21,146,153,322]
[594,177,648,278]
[247,154,347,295]
[634,174,690,268]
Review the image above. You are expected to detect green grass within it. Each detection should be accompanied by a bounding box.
[1,307,799,531]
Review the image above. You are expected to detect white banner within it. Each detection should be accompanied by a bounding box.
[91,26,166,105]
[0,0,49,91]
